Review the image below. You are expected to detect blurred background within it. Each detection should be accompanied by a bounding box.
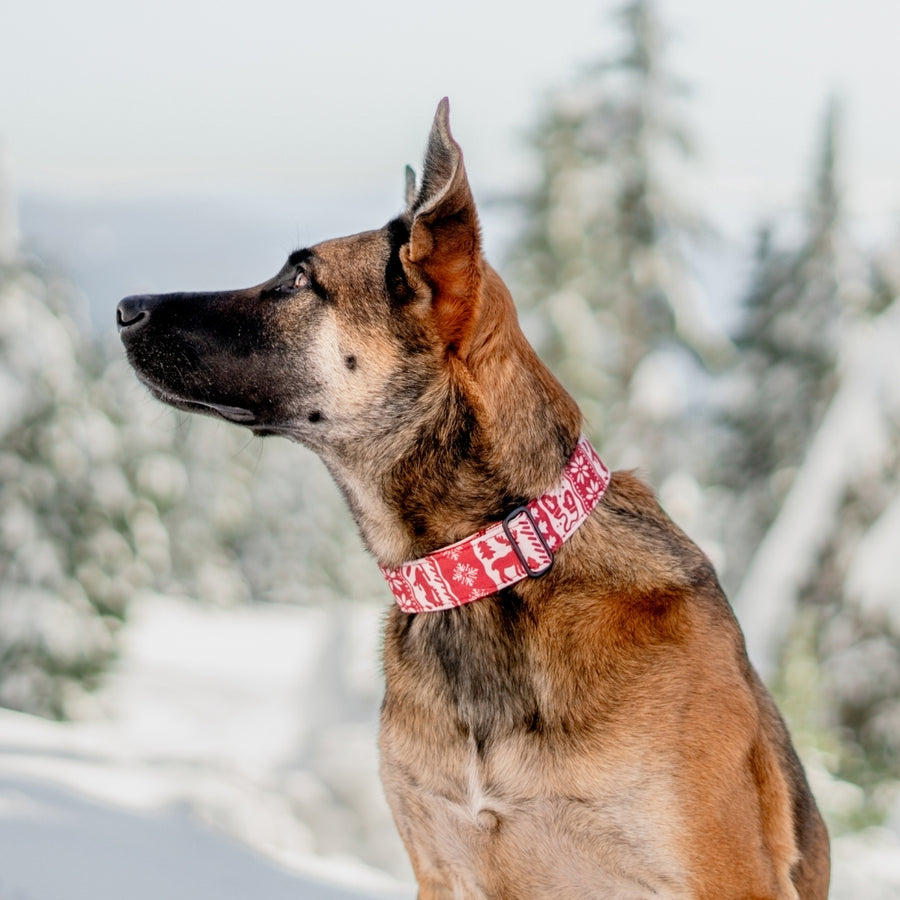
[1,1,900,897]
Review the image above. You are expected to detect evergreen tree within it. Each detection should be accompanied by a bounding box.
[715,101,900,827]
[0,247,379,718]
[508,0,723,479]
[0,249,144,716]
[803,254,900,822]
[733,283,900,828]
[712,97,863,593]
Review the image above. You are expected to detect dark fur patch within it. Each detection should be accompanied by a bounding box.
[384,381,527,555]
[421,590,540,754]
[385,217,414,305]
[288,248,314,267]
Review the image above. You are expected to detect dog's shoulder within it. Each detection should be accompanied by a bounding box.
[575,468,725,601]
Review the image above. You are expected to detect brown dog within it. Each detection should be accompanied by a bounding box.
[118,99,830,898]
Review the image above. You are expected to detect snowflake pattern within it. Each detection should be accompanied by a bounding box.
[452,563,479,586]
[381,436,609,612]
[571,455,595,487]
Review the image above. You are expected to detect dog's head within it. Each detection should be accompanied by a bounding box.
[118,99,495,455]
[119,99,582,560]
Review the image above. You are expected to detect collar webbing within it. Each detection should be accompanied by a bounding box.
[379,435,609,613]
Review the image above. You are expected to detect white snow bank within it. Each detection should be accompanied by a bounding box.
[93,595,332,775]
[1,595,899,896]
[2,708,898,900]
[0,704,412,900]
[0,594,413,899]
[830,828,900,900]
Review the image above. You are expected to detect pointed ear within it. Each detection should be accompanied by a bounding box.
[404,165,417,210]
[402,98,483,355]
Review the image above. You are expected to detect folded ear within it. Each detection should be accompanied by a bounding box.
[402,98,483,356]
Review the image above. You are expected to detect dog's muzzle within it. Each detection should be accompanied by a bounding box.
[116,294,159,335]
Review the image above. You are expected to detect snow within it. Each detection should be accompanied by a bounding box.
[0,768,402,900]
[845,490,900,632]
[735,300,900,680]
[830,828,900,899]
[1,593,899,898]
[99,596,328,774]
[0,595,414,900]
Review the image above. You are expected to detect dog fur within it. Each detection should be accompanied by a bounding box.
[118,99,830,899]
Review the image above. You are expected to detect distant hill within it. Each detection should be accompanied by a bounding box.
[17,188,399,336]
[16,188,673,339]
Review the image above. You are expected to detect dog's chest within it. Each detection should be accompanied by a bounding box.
[381,728,690,900]
[380,609,691,898]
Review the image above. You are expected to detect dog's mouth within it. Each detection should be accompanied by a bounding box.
[127,355,302,438]
[191,400,257,423]
[144,382,258,426]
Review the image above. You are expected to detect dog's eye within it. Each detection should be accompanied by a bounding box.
[293,270,310,290]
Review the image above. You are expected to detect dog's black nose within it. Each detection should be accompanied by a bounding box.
[117,295,155,333]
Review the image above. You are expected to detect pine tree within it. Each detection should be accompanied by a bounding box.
[507,0,723,480]
[713,97,862,593]
[732,280,900,827]
[0,159,249,715]
[713,100,900,828]
[0,251,143,716]
[0,235,379,718]
[803,260,900,821]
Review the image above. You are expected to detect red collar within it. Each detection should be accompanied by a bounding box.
[379,435,610,613]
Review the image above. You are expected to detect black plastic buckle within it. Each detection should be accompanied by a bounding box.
[501,506,554,578]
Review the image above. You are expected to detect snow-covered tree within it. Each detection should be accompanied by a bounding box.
[0,247,141,716]
[0,180,242,717]
[733,286,900,826]
[507,0,724,480]
[719,104,900,827]
[0,255,379,718]
[808,245,900,816]
[0,155,382,717]
[711,97,867,593]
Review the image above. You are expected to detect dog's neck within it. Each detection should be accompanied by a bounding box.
[327,423,580,570]
[379,435,609,612]
[323,268,584,569]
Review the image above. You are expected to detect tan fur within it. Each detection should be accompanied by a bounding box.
[381,475,828,898]
[378,104,829,899]
[118,99,830,898]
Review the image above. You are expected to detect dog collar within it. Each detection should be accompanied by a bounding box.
[379,435,610,613]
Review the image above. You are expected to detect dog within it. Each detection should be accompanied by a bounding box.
[118,99,830,899]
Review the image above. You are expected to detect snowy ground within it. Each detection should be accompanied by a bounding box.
[0,595,414,900]
[1,594,900,899]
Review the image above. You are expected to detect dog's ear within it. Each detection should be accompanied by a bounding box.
[404,165,417,210]
[403,98,482,356]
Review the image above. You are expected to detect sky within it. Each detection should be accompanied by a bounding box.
[2,0,899,241]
